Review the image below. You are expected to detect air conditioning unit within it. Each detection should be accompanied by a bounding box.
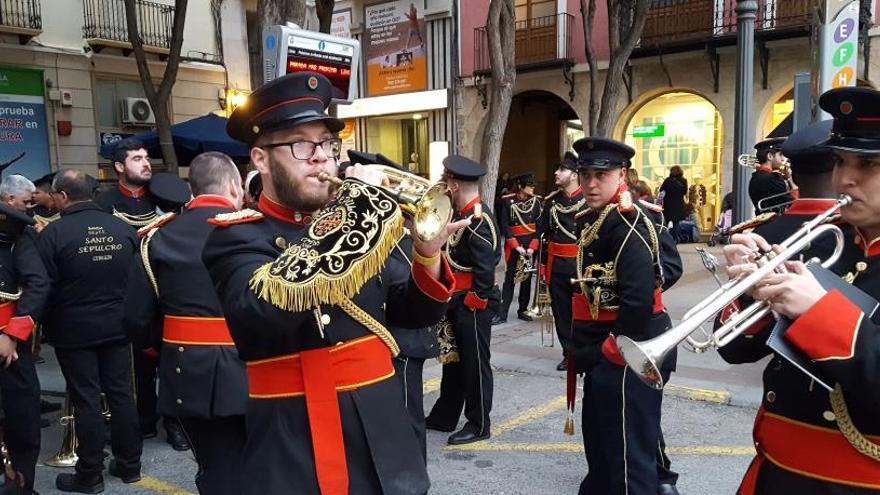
[121,97,155,126]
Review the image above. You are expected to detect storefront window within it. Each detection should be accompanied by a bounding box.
[621,91,723,232]
[563,120,585,154]
[365,113,429,177]
[761,88,793,138]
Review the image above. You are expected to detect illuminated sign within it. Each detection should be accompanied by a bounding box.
[632,124,665,138]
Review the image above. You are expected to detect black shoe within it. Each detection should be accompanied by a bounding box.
[165,423,190,451]
[658,483,681,495]
[55,473,104,494]
[447,428,490,445]
[517,312,533,322]
[141,427,157,439]
[491,314,507,326]
[108,460,141,484]
[425,419,456,433]
[556,359,567,371]
[40,399,61,414]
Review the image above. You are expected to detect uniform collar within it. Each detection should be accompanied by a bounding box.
[755,165,773,173]
[565,186,583,199]
[854,228,880,257]
[118,182,147,199]
[784,198,837,216]
[459,195,481,216]
[258,194,312,226]
[187,195,235,210]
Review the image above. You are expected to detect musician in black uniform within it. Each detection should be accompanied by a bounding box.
[721,88,880,494]
[30,172,60,226]
[495,173,541,324]
[749,138,793,214]
[570,137,674,495]
[124,152,245,494]
[0,204,50,495]
[425,155,502,445]
[36,169,143,493]
[147,172,192,214]
[536,153,584,371]
[202,72,463,495]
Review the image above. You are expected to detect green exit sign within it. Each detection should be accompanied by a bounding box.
[633,124,665,138]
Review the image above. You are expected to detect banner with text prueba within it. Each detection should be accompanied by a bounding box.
[365,0,428,97]
[0,66,51,179]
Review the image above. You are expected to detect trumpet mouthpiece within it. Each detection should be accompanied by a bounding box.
[317,171,343,186]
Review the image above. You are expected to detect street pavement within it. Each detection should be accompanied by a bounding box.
[26,243,766,494]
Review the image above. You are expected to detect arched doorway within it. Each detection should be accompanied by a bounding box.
[761,87,793,139]
[499,90,580,194]
[620,91,723,232]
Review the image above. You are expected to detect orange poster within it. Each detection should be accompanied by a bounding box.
[365,1,428,97]
[339,119,357,162]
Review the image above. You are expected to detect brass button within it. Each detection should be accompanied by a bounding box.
[381,303,386,311]
[321,314,331,325]
[176,399,183,405]
[175,367,182,374]
[178,346,185,352]
[823,410,836,422]
[275,237,287,249]
[765,391,776,403]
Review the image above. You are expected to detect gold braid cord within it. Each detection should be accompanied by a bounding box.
[511,197,538,233]
[0,289,22,301]
[113,209,159,228]
[551,199,585,241]
[140,230,160,297]
[333,293,400,357]
[830,384,880,461]
[250,180,404,312]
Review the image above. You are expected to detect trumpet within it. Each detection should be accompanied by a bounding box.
[617,195,851,390]
[522,238,554,346]
[738,153,790,170]
[513,255,535,284]
[318,165,453,242]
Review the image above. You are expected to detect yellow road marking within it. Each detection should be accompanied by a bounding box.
[665,384,731,404]
[423,376,441,394]
[137,475,195,494]
[447,442,754,456]
[492,395,567,437]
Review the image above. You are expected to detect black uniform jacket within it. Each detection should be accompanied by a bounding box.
[387,235,439,360]
[638,199,683,291]
[96,183,158,228]
[36,202,137,349]
[718,198,880,491]
[499,193,541,262]
[571,197,675,373]
[748,167,792,213]
[202,180,454,494]
[0,230,50,343]
[28,204,60,224]
[124,195,248,419]
[445,197,502,310]
[537,187,585,277]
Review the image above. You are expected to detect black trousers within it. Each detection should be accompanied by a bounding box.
[426,301,494,435]
[55,342,142,477]
[579,361,669,495]
[392,356,427,461]
[179,415,246,495]
[549,270,575,353]
[0,342,40,490]
[500,249,533,319]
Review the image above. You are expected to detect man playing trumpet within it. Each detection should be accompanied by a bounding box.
[748,138,794,214]
[496,173,541,325]
[722,87,880,494]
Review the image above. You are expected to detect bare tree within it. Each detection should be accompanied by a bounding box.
[580,0,649,136]
[478,0,517,202]
[124,0,188,172]
[258,0,307,34]
[316,0,335,34]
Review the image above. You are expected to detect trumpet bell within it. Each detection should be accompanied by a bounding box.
[616,336,667,390]
[407,182,453,242]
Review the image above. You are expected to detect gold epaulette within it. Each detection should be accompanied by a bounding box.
[136,212,176,238]
[207,209,264,228]
[113,209,159,228]
[617,190,635,213]
[638,199,663,213]
[729,212,776,235]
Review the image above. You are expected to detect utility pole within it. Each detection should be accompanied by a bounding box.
[733,0,757,223]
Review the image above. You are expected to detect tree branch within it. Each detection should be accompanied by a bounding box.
[580,0,599,135]
[123,0,157,102]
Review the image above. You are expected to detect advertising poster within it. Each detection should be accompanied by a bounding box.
[331,9,352,39]
[339,119,357,162]
[365,0,428,97]
[0,66,51,179]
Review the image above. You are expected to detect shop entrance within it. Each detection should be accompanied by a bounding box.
[365,113,430,177]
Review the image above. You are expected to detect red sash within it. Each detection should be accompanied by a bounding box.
[546,242,578,283]
[571,290,665,322]
[162,316,234,346]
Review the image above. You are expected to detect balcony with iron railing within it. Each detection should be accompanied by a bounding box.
[82,0,173,55]
[636,0,813,54]
[0,0,42,42]
[474,13,574,74]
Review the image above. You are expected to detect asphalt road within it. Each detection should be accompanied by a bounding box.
[25,243,766,494]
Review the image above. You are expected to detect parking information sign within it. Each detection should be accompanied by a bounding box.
[813,0,859,117]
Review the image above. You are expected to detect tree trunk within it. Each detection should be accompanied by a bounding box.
[580,0,599,135]
[479,0,516,203]
[124,0,188,172]
[258,0,308,32]
[316,0,335,34]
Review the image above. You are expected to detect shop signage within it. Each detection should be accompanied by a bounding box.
[339,119,357,162]
[813,0,859,117]
[633,124,665,138]
[365,0,428,97]
[0,66,51,178]
[331,10,352,39]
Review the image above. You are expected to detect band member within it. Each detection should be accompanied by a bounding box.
[202,71,463,494]
[148,172,192,214]
[30,172,60,225]
[722,87,880,494]
[425,156,501,445]
[536,153,584,371]
[96,138,158,228]
[123,152,245,494]
[0,204,49,495]
[749,138,793,214]
[0,176,35,212]
[570,137,673,495]
[495,173,541,324]
[36,169,143,492]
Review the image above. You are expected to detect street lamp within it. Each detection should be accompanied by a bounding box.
[733,0,758,223]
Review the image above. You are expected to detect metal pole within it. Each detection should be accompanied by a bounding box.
[733,0,758,224]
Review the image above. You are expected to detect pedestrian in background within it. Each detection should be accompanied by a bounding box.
[659,166,688,242]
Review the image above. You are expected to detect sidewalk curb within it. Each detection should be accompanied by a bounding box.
[665,383,731,404]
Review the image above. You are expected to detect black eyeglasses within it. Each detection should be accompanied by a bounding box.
[262,138,342,160]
